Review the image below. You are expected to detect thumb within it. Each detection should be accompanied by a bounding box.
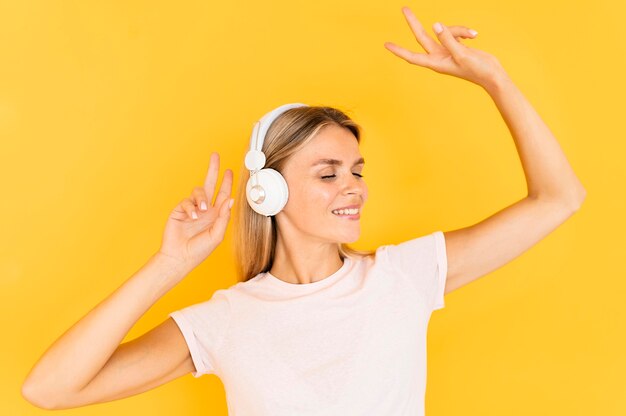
[433,22,465,59]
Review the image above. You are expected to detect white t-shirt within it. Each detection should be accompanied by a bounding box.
[169,230,448,416]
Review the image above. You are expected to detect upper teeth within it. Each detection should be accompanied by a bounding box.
[332,208,359,215]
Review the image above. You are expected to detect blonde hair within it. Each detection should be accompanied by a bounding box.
[231,105,375,283]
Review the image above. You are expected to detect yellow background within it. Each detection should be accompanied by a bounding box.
[2,0,624,414]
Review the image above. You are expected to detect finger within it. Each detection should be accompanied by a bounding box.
[218,197,233,223]
[212,169,234,210]
[383,29,471,65]
[446,25,478,39]
[206,197,233,243]
[181,198,198,220]
[203,152,220,204]
[383,41,434,69]
[401,6,439,54]
[191,186,209,211]
[432,22,467,61]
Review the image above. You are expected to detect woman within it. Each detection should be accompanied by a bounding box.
[22,6,586,415]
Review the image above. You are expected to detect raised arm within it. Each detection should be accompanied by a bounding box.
[440,72,585,295]
[22,152,235,409]
[384,7,586,295]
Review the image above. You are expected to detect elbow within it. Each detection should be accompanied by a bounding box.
[21,378,70,410]
[570,187,587,212]
[562,194,586,215]
[530,185,587,213]
[22,380,56,410]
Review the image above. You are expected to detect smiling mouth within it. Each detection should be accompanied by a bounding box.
[332,211,360,219]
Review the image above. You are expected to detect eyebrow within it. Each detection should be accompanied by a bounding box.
[310,157,365,168]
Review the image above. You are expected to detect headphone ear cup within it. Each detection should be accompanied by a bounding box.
[246,168,289,217]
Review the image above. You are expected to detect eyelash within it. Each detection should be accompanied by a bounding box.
[321,173,364,180]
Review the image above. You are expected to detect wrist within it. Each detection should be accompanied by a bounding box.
[481,71,513,96]
[152,251,194,280]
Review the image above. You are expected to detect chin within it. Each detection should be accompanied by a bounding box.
[338,232,361,244]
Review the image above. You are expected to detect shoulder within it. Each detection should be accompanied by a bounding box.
[376,231,443,264]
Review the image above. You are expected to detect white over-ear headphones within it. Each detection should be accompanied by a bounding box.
[244,103,309,216]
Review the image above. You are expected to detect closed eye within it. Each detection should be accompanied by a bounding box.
[321,173,364,179]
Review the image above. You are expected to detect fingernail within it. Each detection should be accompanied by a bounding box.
[433,22,443,34]
[228,199,234,209]
[469,29,478,37]
[192,211,198,219]
[200,201,207,211]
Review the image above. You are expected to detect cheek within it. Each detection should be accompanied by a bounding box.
[307,185,338,212]
[309,187,336,211]
[287,181,334,212]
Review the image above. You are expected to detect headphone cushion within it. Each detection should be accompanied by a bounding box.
[246,168,289,217]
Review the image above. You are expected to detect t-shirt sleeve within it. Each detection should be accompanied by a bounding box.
[381,230,448,311]
[169,289,231,377]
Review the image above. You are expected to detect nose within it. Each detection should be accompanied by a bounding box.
[343,173,367,197]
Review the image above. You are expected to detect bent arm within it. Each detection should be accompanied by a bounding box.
[483,73,586,204]
[439,73,587,296]
[21,252,192,409]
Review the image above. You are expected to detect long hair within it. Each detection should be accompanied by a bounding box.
[231,105,376,283]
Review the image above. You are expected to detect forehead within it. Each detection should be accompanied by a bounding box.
[291,124,361,165]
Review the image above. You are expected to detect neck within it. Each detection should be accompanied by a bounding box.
[269,237,343,285]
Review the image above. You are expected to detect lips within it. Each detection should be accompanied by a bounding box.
[331,206,361,221]
[332,211,360,219]
[332,204,361,211]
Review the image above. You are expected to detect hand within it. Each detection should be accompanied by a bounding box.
[384,6,508,88]
[158,152,234,270]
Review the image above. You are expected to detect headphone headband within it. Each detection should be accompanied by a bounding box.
[244,102,309,217]
[244,103,308,172]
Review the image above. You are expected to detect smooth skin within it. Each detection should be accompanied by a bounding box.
[384,7,586,296]
[22,153,234,409]
[269,123,367,284]
[22,5,586,411]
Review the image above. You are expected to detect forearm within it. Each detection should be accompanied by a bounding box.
[482,73,586,206]
[23,252,191,397]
